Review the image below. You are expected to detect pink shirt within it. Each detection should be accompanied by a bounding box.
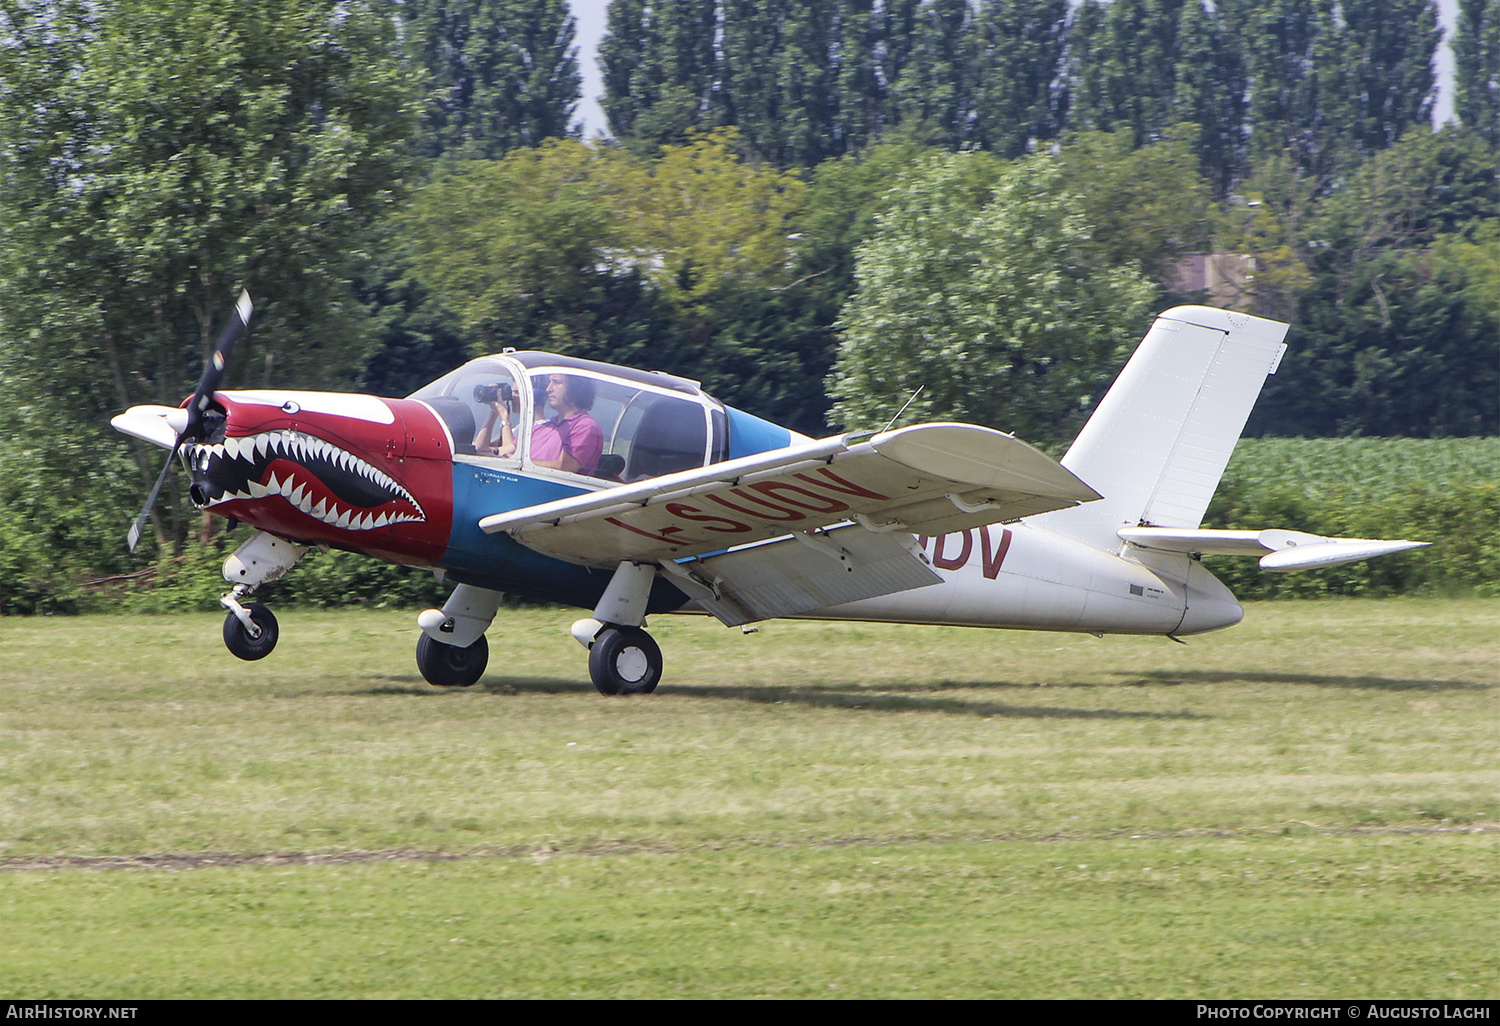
[531,409,603,475]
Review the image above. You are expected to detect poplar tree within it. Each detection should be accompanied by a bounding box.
[404,0,580,159]
[1340,0,1439,158]
[600,0,720,152]
[1172,0,1247,195]
[1064,0,1187,144]
[969,0,1068,157]
[891,0,974,148]
[1453,0,1500,147]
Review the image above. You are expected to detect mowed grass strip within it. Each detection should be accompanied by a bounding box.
[1,599,1495,997]
[2,834,1494,999]
[2,600,1494,857]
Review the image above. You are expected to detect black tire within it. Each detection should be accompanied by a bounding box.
[223,602,279,661]
[587,626,662,696]
[416,632,488,687]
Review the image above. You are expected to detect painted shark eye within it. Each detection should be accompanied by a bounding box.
[280,400,300,414]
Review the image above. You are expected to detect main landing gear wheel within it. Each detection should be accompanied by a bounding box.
[223,602,278,661]
[416,633,488,688]
[588,626,662,696]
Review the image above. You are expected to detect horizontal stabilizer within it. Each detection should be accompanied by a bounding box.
[1257,538,1429,571]
[1118,527,1428,571]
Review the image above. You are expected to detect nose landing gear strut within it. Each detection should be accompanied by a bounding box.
[218,531,305,661]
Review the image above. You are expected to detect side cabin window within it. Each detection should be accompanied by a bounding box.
[411,356,728,483]
[524,368,713,482]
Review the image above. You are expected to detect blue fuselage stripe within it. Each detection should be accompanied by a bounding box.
[438,463,686,612]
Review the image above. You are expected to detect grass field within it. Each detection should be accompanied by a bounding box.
[2,600,1496,998]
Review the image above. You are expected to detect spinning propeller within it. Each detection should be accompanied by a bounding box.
[126,290,254,551]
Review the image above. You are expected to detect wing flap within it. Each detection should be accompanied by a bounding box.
[479,423,1099,566]
[661,525,942,626]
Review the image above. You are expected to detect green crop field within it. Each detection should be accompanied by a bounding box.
[1225,438,1499,500]
[2,600,1496,998]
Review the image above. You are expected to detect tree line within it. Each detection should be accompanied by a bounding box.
[0,0,1495,612]
[603,0,1461,191]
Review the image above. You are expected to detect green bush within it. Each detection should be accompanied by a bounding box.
[100,534,451,614]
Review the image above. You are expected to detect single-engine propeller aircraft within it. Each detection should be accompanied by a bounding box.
[114,297,1427,694]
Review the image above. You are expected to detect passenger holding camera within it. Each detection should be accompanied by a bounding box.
[472,381,517,457]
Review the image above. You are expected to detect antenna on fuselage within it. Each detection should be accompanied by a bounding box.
[881,385,925,433]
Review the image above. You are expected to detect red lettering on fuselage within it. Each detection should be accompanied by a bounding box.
[980,523,1013,578]
[931,531,972,570]
[920,525,1014,579]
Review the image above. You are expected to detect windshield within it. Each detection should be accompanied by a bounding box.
[407,358,522,458]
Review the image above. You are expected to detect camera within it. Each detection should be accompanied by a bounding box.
[473,382,512,405]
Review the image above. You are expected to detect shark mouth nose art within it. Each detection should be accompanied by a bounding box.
[185,428,425,531]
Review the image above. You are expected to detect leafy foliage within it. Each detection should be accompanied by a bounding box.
[828,151,1155,446]
[1249,129,1500,437]
[0,0,420,605]
[1051,127,1215,288]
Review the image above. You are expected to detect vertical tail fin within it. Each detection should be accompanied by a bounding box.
[1038,306,1289,554]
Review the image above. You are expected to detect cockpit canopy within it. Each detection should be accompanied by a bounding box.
[409,351,729,481]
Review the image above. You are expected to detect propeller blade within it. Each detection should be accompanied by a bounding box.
[183,289,253,440]
[124,289,254,551]
[127,442,182,552]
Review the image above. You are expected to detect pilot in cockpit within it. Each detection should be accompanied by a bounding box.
[531,373,602,476]
[472,382,517,457]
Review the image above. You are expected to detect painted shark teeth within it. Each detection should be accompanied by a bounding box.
[185,428,426,530]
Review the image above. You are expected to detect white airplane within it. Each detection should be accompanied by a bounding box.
[114,304,1426,694]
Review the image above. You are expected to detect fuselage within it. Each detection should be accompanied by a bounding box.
[184,368,1241,639]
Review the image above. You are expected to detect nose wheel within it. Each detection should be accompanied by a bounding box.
[588,626,662,695]
[222,601,279,660]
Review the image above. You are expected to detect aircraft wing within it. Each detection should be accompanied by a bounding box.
[479,423,1100,567]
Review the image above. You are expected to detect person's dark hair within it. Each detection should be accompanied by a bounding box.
[565,374,595,411]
